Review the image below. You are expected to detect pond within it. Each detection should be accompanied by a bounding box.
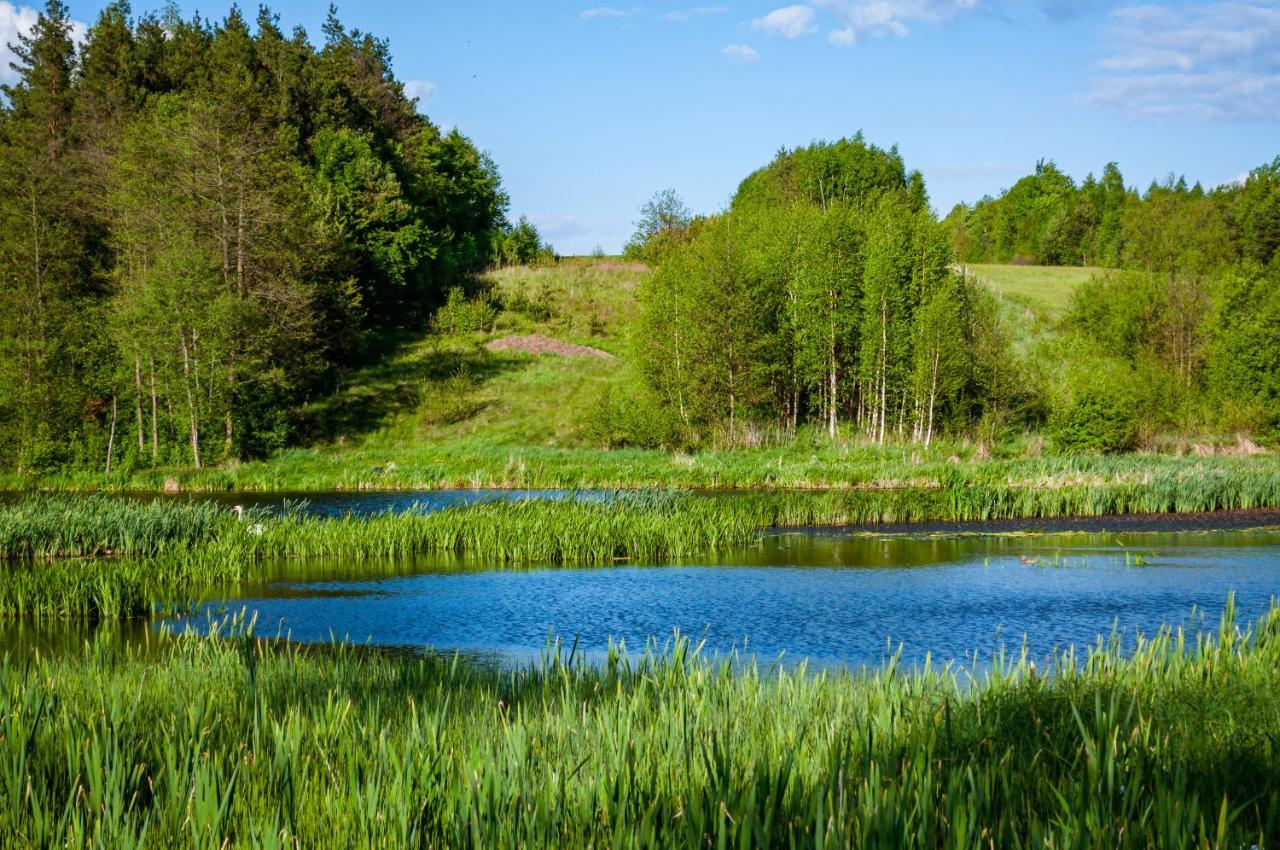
[167,524,1280,671]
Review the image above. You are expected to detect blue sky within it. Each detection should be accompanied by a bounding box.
[4,1,1279,253]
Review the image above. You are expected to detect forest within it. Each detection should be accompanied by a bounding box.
[0,1,510,473]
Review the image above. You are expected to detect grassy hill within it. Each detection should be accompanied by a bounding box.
[298,259,644,453]
[962,263,1098,320]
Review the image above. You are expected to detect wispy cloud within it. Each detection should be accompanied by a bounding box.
[663,6,730,21]
[722,42,761,61]
[402,79,438,112]
[1087,1,1280,120]
[817,0,982,46]
[750,5,818,38]
[580,6,646,19]
[1,2,86,87]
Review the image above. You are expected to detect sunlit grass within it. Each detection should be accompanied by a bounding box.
[2,600,1278,846]
[963,262,1099,319]
[2,466,1278,620]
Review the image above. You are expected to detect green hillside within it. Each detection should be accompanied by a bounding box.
[962,263,1098,320]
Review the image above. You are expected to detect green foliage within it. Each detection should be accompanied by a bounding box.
[495,215,556,266]
[431,287,496,335]
[624,188,694,262]
[732,134,917,212]
[1049,359,1140,454]
[418,359,484,425]
[584,379,685,448]
[636,139,1001,446]
[1205,264,1280,437]
[0,2,507,474]
[4,600,1280,845]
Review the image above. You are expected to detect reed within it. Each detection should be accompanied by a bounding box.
[1,600,1277,847]
[2,485,1279,620]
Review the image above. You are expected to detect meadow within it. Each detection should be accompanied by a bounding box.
[2,602,1278,847]
[962,263,1098,320]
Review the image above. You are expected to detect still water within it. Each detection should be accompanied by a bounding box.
[170,526,1280,671]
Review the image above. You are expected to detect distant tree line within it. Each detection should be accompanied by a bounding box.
[0,1,509,472]
[946,158,1280,269]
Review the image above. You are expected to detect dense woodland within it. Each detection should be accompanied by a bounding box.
[628,141,1280,451]
[0,1,510,472]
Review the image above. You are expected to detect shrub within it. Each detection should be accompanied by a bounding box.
[433,287,497,335]
[1049,363,1140,454]
[584,382,684,449]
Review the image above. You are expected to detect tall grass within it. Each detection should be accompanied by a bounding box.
[1,601,1278,847]
[8,441,1280,495]
[0,495,226,559]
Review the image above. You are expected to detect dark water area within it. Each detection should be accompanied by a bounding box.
[165,527,1280,672]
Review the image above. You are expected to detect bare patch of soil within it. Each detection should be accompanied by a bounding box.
[485,334,616,360]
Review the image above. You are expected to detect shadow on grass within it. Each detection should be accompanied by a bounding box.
[298,334,524,445]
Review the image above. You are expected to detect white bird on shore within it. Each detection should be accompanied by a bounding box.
[231,505,245,521]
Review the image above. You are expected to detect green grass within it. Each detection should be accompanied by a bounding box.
[3,600,1279,846]
[963,263,1099,320]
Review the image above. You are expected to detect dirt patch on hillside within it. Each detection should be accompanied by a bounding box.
[485,334,616,360]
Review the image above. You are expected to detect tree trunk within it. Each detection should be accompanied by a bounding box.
[926,348,939,448]
[134,354,145,451]
[104,394,118,475]
[149,356,159,462]
[180,330,202,469]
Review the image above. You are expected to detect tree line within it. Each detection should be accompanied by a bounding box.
[946,158,1280,269]
[0,1,510,473]
[630,139,1280,450]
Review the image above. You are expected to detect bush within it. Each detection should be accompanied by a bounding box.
[433,287,497,335]
[419,361,485,425]
[584,382,684,449]
[1049,363,1140,454]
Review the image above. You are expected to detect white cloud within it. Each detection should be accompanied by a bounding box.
[663,6,730,21]
[1088,1,1280,120]
[403,79,437,111]
[1,2,40,86]
[750,5,818,38]
[817,0,981,45]
[1,3,87,87]
[722,42,760,61]
[580,6,645,19]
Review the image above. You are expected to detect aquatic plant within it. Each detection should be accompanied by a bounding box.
[0,600,1277,847]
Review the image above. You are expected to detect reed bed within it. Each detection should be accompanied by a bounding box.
[2,478,1280,620]
[0,495,226,559]
[2,601,1278,847]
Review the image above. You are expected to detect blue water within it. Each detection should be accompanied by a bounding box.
[178,528,1280,671]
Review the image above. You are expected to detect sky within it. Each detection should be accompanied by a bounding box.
[3,1,1279,254]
